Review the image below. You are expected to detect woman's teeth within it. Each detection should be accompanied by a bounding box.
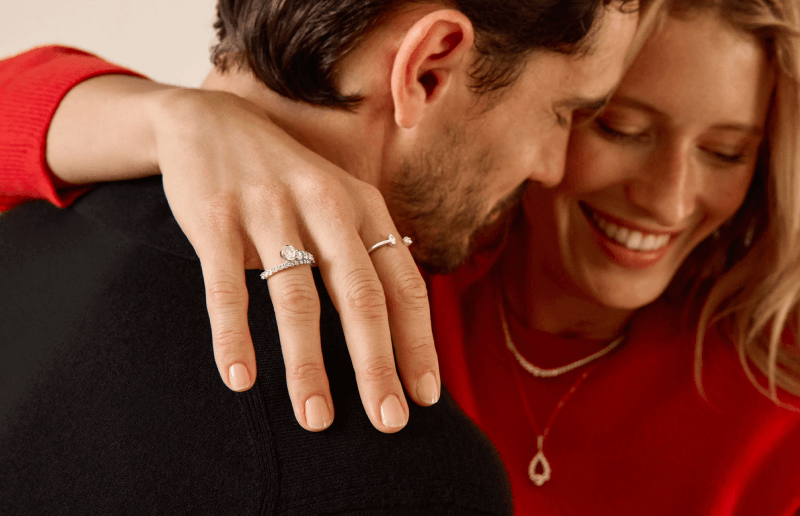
[591,211,671,252]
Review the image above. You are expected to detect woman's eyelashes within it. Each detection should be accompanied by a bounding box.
[703,147,747,164]
[594,117,752,166]
[701,137,761,166]
[594,117,647,142]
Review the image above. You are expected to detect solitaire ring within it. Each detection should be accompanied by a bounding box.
[260,245,316,280]
[367,234,413,254]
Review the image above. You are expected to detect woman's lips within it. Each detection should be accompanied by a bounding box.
[579,203,678,270]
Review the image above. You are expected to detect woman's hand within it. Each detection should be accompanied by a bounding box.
[47,75,440,433]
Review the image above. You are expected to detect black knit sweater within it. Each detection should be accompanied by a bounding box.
[0,177,512,515]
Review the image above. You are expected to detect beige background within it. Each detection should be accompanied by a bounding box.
[1,0,219,87]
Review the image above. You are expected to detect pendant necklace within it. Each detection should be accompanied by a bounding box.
[497,290,626,486]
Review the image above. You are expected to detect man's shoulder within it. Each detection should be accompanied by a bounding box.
[0,177,512,515]
[248,270,512,514]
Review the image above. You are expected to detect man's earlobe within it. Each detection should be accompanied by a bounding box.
[391,10,475,129]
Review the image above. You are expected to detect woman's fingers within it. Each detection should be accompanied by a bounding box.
[256,228,334,432]
[194,226,258,393]
[313,225,410,433]
[269,267,333,432]
[352,184,439,409]
[368,238,441,408]
[355,183,440,408]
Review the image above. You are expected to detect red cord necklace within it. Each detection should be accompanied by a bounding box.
[507,352,600,486]
[497,290,624,486]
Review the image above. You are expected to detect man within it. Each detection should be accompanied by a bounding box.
[0,0,640,512]
[196,0,638,432]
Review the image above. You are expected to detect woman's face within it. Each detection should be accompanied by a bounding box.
[523,12,774,311]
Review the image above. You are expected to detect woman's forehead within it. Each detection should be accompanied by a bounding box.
[612,13,772,130]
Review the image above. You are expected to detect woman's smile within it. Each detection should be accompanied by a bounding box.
[579,202,679,270]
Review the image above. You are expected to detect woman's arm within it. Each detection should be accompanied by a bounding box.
[0,46,146,210]
[0,46,440,434]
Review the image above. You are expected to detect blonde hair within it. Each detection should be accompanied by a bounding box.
[664,0,800,406]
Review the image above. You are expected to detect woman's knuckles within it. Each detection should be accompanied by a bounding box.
[341,269,387,317]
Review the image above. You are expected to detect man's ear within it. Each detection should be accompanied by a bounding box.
[391,10,475,129]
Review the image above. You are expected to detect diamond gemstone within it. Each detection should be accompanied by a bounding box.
[402,237,413,247]
[281,245,298,261]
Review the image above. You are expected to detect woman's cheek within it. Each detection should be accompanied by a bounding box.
[706,166,757,221]
[563,132,621,193]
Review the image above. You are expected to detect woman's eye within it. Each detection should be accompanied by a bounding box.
[708,150,746,164]
[698,145,752,165]
[594,119,640,141]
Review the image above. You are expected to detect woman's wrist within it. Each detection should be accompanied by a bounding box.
[46,74,176,184]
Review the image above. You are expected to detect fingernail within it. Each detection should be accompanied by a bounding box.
[305,396,332,430]
[380,394,407,428]
[416,372,440,406]
[229,363,251,391]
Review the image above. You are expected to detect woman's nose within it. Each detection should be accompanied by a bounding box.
[627,142,698,228]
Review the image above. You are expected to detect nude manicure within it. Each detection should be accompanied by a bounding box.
[416,372,440,405]
[380,394,407,428]
[305,396,332,430]
[229,363,251,391]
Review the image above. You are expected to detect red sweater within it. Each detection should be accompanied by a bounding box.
[0,46,142,211]
[2,46,799,515]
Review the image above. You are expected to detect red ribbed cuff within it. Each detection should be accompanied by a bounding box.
[0,45,146,210]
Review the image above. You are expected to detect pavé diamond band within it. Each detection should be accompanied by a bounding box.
[260,245,316,280]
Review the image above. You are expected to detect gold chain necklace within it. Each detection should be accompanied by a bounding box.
[497,291,626,486]
[497,295,625,378]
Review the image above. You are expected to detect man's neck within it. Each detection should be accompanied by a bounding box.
[200,67,387,187]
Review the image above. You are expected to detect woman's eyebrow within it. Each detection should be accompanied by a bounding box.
[709,123,764,136]
[557,94,611,116]
[607,96,661,116]
[607,97,763,136]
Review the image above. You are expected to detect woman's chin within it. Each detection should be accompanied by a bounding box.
[581,272,670,312]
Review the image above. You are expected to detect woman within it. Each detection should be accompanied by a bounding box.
[1,0,799,513]
[428,1,800,510]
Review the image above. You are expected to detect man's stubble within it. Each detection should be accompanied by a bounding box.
[386,125,528,274]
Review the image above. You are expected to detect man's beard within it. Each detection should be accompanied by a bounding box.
[386,128,528,274]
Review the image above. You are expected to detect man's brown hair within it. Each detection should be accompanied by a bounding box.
[212,0,639,108]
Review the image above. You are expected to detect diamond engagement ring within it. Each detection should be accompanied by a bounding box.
[260,245,316,280]
[367,234,413,254]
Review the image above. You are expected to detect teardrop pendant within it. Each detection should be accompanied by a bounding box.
[528,436,551,486]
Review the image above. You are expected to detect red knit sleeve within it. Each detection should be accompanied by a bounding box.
[0,46,146,212]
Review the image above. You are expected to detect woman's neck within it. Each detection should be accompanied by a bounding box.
[498,214,635,341]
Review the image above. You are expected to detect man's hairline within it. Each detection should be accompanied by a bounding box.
[210,0,630,111]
